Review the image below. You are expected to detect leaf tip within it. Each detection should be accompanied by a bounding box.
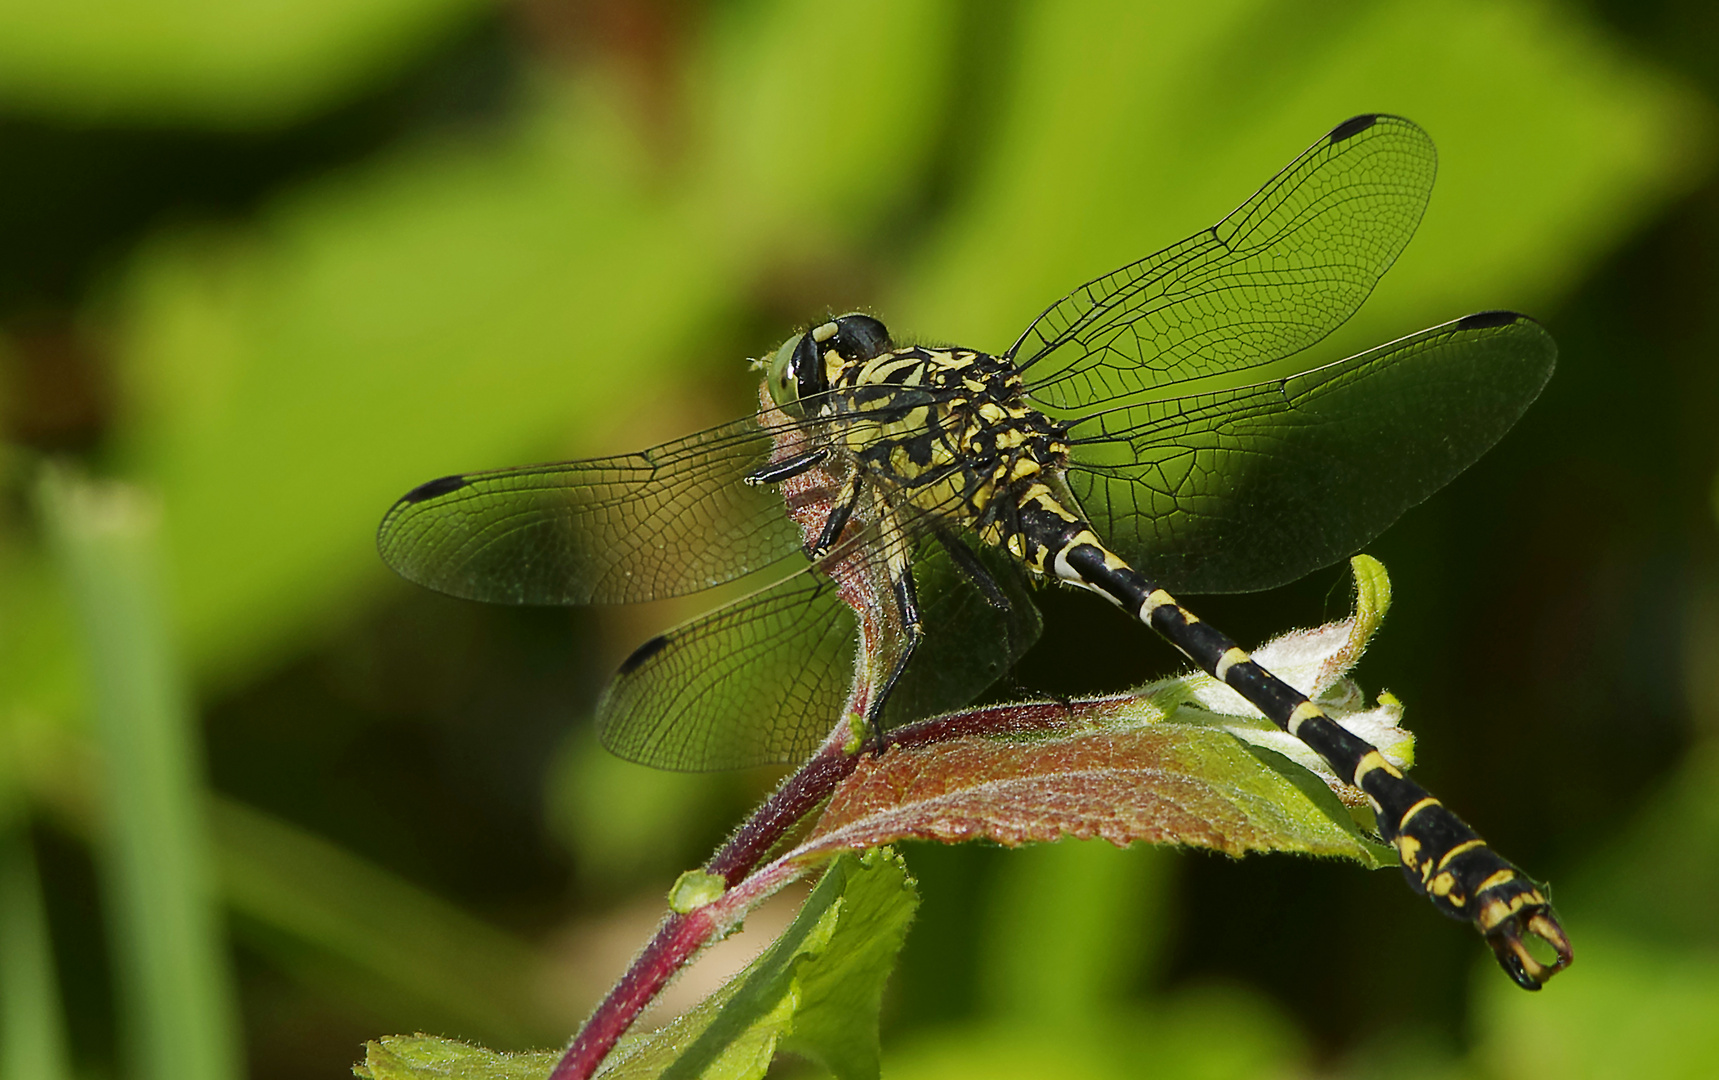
[1348,554,1392,636]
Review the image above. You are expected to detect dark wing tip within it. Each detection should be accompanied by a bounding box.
[617,634,669,675]
[1328,114,1381,143]
[402,474,468,503]
[1455,309,1529,331]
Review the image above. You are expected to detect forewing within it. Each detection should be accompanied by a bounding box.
[376,413,803,605]
[1062,312,1556,593]
[1013,115,1436,410]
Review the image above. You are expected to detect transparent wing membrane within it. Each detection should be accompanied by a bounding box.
[1014,114,1436,411]
[881,535,1042,730]
[1061,312,1556,593]
[595,490,1041,771]
[376,414,801,605]
[595,570,858,771]
[375,385,968,607]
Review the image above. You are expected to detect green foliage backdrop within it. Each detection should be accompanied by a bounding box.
[2,0,1718,1077]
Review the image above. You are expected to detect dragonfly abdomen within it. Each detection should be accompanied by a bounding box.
[1040,527,1572,989]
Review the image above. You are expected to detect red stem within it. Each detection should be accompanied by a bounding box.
[549,740,858,1079]
[548,909,713,1080]
[548,698,1088,1078]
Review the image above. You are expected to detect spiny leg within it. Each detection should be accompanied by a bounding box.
[868,556,923,754]
[743,448,856,558]
[744,447,829,486]
[810,472,864,558]
[1057,539,1573,989]
[935,527,1044,697]
[745,452,920,753]
[935,528,1011,611]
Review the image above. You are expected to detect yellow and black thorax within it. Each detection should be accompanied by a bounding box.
[818,342,1074,549]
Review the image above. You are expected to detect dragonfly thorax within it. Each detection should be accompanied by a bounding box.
[823,344,1073,539]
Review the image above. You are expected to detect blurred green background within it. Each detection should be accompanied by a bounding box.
[3,0,1719,1077]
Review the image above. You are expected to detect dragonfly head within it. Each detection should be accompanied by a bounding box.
[766,313,894,416]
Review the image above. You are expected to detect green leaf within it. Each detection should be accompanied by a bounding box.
[780,851,919,1080]
[1174,555,1413,783]
[37,467,241,1080]
[1348,553,1393,643]
[601,849,917,1080]
[0,826,73,1080]
[356,1035,560,1080]
[794,557,1403,870]
[356,849,917,1080]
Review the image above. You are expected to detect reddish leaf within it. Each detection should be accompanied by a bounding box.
[794,711,1388,866]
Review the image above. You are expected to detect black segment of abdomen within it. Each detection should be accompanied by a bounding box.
[1222,659,1303,727]
[1060,543,1147,609]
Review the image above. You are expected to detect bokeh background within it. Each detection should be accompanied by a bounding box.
[3,0,1719,1077]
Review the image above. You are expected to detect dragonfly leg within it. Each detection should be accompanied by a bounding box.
[934,528,1010,611]
[744,447,830,486]
[866,563,923,755]
[1055,538,1573,988]
[810,473,863,558]
[936,526,1038,674]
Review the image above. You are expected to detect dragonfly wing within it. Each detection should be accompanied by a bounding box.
[881,535,1043,730]
[376,413,804,605]
[1061,312,1556,593]
[598,511,1041,771]
[1013,114,1436,410]
[596,570,858,771]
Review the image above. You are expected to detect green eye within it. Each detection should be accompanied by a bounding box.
[766,334,803,410]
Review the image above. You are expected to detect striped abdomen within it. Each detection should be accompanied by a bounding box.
[1020,506,1572,989]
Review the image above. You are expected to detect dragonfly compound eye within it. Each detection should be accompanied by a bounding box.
[764,330,830,415]
[831,314,893,360]
[765,334,802,410]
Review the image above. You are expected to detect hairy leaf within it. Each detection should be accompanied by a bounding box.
[355,1035,557,1080]
[599,849,915,1080]
[797,717,1389,868]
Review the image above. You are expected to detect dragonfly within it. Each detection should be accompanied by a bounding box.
[378,114,1570,988]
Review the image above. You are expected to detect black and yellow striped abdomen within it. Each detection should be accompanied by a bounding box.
[1047,531,1570,989]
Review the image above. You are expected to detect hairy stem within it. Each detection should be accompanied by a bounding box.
[549,698,1077,1078]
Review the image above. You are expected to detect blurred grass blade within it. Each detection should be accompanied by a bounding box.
[212,796,560,1047]
[0,825,72,1080]
[38,465,239,1080]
